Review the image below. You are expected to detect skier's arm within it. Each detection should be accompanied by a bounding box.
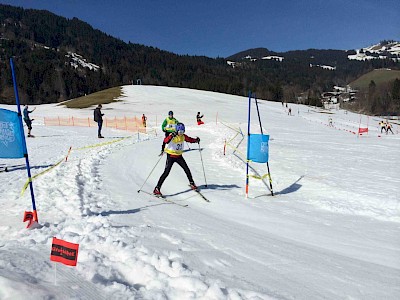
[164,132,176,143]
[184,135,200,143]
[161,119,168,132]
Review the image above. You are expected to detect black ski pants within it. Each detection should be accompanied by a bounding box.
[156,154,194,189]
[97,120,103,137]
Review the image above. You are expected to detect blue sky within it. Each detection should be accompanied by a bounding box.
[1,0,399,58]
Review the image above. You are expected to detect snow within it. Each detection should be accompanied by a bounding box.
[348,42,400,61]
[1,85,400,299]
[65,52,100,71]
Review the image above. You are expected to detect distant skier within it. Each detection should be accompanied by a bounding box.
[196,112,204,125]
[23,105,36,137]
[379,121,386,133]
[142,113,147,127]
[160,110,179,155]
[386,121,394,134]
[328,117,333,127]
[153,123,200,196]
[288,108,292,116]
[94,104,104,138]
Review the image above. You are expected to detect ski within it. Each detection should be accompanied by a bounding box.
[138,190,188,207]
[193,190,210,202]
[189,186,210,202]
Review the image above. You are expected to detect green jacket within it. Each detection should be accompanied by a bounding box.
[162,117,179,132]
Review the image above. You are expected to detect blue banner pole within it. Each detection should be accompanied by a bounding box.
[10,58,39,222]
[245,91,252,198]
[254,94,274,196]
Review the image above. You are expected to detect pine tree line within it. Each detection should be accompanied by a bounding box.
[0,4,399,115]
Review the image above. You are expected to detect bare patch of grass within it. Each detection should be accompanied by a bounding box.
[60,86,122,108]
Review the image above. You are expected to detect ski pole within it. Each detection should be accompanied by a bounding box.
[198,142,207,187]
[137,154,164,193]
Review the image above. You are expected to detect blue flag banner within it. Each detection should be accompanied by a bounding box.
[0,108,26,158]
[248,134,269,163]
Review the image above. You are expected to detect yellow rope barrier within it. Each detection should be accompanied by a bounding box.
[247,173,270,180]
[74,136,131,150]
[21,157,64,196]
[20,136,134,195]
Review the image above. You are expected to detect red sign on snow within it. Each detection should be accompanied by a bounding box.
[50,237,79,266]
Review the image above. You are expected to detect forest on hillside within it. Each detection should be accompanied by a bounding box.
[0,4,399,115]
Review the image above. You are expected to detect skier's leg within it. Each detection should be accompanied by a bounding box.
[98,121,103,137]
[161,132,169,153]
[156,155,176,188]
[176,156,194,183]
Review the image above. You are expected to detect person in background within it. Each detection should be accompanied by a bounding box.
[328,117,333,127]
[160,110,179,155]
[23,105,36,137]
[379,120,386,133]
[142,113,147,127]
[386,121,394,134]
[94,104,104,138]
[153,123,200,196]
[196,112,204,125]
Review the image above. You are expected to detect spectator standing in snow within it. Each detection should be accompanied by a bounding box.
[142,114,147,127]
[288,108,292,116]
[160,111,179,155]
[94,104,104,138]
[196,112,204,125]
[23,105,36,137]
[328,117,333,127]
[153,123,200,196]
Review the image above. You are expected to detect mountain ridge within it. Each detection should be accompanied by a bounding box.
[0,4,399,115]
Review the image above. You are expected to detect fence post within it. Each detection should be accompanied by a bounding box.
[72,116,74,126]
[88,117,90,127]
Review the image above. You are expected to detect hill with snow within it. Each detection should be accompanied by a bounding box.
[348,41,400,61]
[0,86,399,299]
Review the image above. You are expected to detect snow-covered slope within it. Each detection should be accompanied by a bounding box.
[0,86,399,299]
[348,41,400,61]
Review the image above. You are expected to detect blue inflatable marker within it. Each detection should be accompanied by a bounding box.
[248,134,269,163]
[0,109,26,158]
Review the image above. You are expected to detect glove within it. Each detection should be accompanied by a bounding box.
[196,137,200,143]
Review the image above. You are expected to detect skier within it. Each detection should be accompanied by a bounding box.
[196,112,204,125]
[328,117,333,127]
[142,113,147,127]
[288,108,292,116]
[160,110,179,155]
[153,123,200,196]
[386,121,394,134]
[379,120,386,133]
[23,105,36,137]
[93,104,104,138]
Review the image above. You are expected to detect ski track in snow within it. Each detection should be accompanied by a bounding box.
[1,85,399,299]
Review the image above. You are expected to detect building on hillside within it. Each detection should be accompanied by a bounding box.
[321,85,357,109]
